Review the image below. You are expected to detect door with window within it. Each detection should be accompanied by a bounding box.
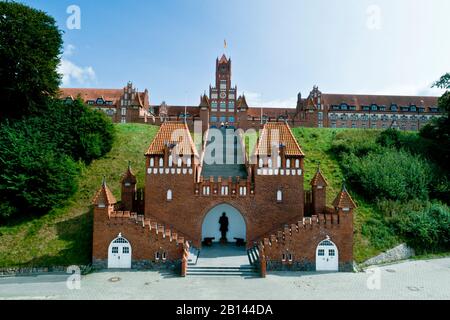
[316,238,338,271]
[108,234,132,268]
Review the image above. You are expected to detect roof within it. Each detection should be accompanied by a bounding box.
[255,122,304,157]
[121,163,137,184]
[199,94,210,108]
[145,122,199,157]
[237,95,249,110]
[332,186,357,209]
[310,168,328,187]
[92,180,117,206]
[321,93,438,110]
[218,54,229,64]
[247,107,297,118]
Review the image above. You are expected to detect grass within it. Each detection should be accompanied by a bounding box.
[0,124,417,267]
[292,127,401,262]
[0,124,159,268]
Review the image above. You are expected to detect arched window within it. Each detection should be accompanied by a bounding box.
[268,158,273,168]
[258,158,263,168]
[187,157,192,167]
[149,158,154,167]
[239,187,247,196]
[177,157,182,167]
[295,159,300,168]
[159,158,164,167]
[168,155,173,167]
[286,159,291,168]
[167,189,173,201]
[277,190,283,202]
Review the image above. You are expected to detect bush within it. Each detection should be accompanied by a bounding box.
[331,130,381,157]
[393,202,450,252]
[31,98,115,163]
[342,149,433,201]
[0,121,79,219]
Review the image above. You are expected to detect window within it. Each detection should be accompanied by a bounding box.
[391,104,398,112]
[221,186,229,196]
[228,101,235,111]
[329,249,335,257]
[149,158,154,167]
[121,108,127,116]
[239,187,247,196]
[211,93,218,99]
[168,155,173,167]
[340,103,348,110]
[187,157,192,167]
[203,186,210,195]
[121,117,126,124]
[220,80,227,90]
[286,159,291,168]
[211,102,218,111]
[295,159,300,168]
[277,156,282,168]
[112,247,119,254]
[288,254,293,262]
[123,247,129,254]
[167,189,173,201]
[177,157,182,167]
[267,158,273,168]
[220,116,226,123]
[228,116,235,123]
[351,122,357,128]
[282,254,286,262]
[410,105,417,112]
[318,249,325,256]
[371,104,378,111]
[155,252,160,261]
[96,98,105,105]
[362,106,370,111]
[220,101,227,111]
[277,190,283,202]
[258,158,263,168]
[229,94,235,100]
[210,116,217,123]
[159,158,164,167]
[162,252,167,261]
[318,112,323,120]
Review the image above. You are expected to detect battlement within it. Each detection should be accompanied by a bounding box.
[261,211,346,247]
[195,175,254,197]
[107,210,187,246]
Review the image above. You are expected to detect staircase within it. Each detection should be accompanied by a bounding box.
[201,128,247,181]
[185,244,259,277]
[247,245,260,266]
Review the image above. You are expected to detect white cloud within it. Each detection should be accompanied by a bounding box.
[242,91,297,108]
[64,44,76,57]
[58,58,96,87]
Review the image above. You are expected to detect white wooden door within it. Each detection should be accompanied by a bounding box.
[316,239,338,271]
[108,235,132,269]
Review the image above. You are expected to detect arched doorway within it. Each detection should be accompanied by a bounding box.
[201,203,246,245]
[316,237,339,271]
[108,233,132,269]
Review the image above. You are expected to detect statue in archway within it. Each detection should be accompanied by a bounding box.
[219,212,229,242]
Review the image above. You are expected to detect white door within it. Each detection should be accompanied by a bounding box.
[316,239,339,271]
[108,234,132,269]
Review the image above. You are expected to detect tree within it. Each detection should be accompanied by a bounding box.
[419,73,450,172]
[0,1,63,120]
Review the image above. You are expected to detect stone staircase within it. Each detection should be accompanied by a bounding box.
[201,128,247,181]
[185,244,260,277]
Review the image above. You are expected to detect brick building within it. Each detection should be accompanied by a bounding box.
[60,81,151,124]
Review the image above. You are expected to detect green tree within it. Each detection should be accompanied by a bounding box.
[0,1,63,120]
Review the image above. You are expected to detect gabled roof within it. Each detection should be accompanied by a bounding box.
[218,54,229,64]
[237,95,249,110]
[121,162,137,184]
[310,167,328,187]
[145,122,199,157]
[92,179,117,206]
[255,122,305,157]
[332,185,357,209]
[199,94,210,108]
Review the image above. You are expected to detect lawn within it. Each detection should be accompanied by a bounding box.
[0,124,399,267]
[0,124,159,267]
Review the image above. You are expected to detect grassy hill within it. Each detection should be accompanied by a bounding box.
[0,124,400,267]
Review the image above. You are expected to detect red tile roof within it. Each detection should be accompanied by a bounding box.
[92,181,117,205]
[332,186,356,209]
[256,122,304,157]
[310,169,328,187]
[146,122,199,157]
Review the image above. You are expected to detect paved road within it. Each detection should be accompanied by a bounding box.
[0,258,449,300]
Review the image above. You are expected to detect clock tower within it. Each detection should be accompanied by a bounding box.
[208,54,238,128]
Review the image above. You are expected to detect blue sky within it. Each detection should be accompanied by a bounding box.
[19,0,450,107]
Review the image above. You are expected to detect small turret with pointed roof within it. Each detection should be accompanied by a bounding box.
[121,161,137,211]
[310,163,328,215]
[199,93,210,109]
[93,176,117,207]
[237,94,249,110]
[332,182,357,210]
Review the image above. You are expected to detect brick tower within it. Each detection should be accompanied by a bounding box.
[310,164,328,215]
[121,162,137,212]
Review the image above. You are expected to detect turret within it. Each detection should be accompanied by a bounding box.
[332,183,357,217]
[310,164,328,215]
[92,176,117,221]
[121,161,137,211]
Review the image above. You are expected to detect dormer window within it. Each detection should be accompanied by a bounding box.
[96,98,104,105]
[87,100,95,105]
[371,104,378,111]
[410,105,417,112]
[391,104,398,112]
[362,106,370,111]
[340,103,348,110]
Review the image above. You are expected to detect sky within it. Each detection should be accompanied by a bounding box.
[19,0,450,107]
